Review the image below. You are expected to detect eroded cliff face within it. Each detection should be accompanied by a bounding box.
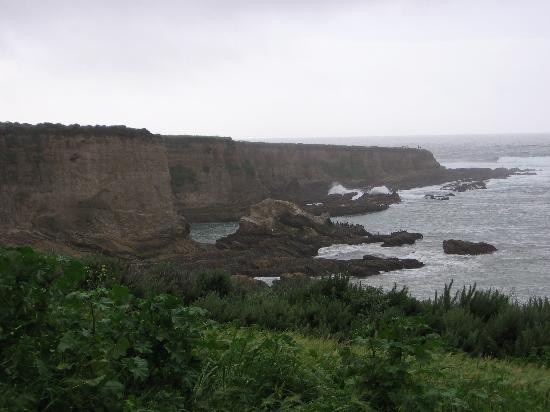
[165,137,443,221]
[0,124,190,256]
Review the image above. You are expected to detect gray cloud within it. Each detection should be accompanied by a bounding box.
[1,0,549,138]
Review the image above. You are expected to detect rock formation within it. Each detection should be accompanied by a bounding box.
[302,192,400,216]
[441,180,487,192]
[443,239,497,255]
[377,231,424,247]
[211,199,424,276]
[362,255,424,271]
[216,199,370,257]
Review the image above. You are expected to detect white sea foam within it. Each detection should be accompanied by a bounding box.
[368,186,392,195]
[328,183,364,200]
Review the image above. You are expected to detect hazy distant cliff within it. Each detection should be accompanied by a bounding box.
[165,137,443,221]
[0,123,446,253]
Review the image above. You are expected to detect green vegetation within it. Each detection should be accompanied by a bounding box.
[0,122,151,138]
[169,165,198,190]
[1,246,550,410]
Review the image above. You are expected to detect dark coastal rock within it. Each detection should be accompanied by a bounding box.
[380,231,423,247]
[513,169,537,176]
[363,255,424,271]
[302,192,400,216]
[216,198,370,257]
[443,239,497,255]
[424,192,454,200]
[208,199,425,278]
[441,180,487,192]
[366,231,423,247]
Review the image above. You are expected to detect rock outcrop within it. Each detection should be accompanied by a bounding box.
[302,192,400,216]
[424,192,455,201]
[443,239,497,255]
[367,231,424,247]
[216,199,369,257]
[441,180,487,192]
[211,199,424,276]
[362,255,424,271]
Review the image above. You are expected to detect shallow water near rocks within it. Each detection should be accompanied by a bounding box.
[320,154,550,301]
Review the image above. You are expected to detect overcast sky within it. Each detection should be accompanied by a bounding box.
[1,0,549,139]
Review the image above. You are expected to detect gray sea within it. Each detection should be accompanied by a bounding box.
[191,135,550,300]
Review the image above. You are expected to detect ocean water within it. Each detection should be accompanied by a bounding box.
[191,136,550,300]
[320,142,550,301]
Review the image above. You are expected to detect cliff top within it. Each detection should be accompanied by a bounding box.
[0,122,152,138]
[1,122,435,154]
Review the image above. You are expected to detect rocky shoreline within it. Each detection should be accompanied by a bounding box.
[141,199,424,280]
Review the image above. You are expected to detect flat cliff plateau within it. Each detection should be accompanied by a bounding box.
[0,122,512,256]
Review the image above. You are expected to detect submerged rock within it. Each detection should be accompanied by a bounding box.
[362,255,424,271]
[443,239,497,255]
[441,180,487,192]
[424,192,455,200]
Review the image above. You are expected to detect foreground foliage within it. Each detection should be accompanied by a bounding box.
[1,247,550,411]
[175,270,550,364]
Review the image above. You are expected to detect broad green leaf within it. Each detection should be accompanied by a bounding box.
[128,357,149,381]
[57,331,78,353]
[110,284,130,304]
[102,380,125,394]
[112,336,130,359]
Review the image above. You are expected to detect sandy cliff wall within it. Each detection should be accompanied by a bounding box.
[0,124,188,255]
[165,137,443,221]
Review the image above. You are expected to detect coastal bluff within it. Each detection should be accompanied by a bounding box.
[0,122,509,255]
[165,136,444,221]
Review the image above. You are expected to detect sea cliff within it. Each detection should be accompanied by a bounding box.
[166,136,443,221]
[0,122,510,254]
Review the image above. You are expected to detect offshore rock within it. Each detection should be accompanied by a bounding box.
[441,180,487,192]
[216,199,370,257]
[424,192,455,200]
[443,239,497,255]
[367,231,423,247]
[362,255,424,271]
[302,192,400,217]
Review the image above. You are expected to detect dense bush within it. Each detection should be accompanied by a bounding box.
[73,255,550,364]
[0,247,448,410]
[190,273,550,364]
[425,282,550,361]
[2,247,550,410]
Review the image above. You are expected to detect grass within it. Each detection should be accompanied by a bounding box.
[292,333,550,411]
